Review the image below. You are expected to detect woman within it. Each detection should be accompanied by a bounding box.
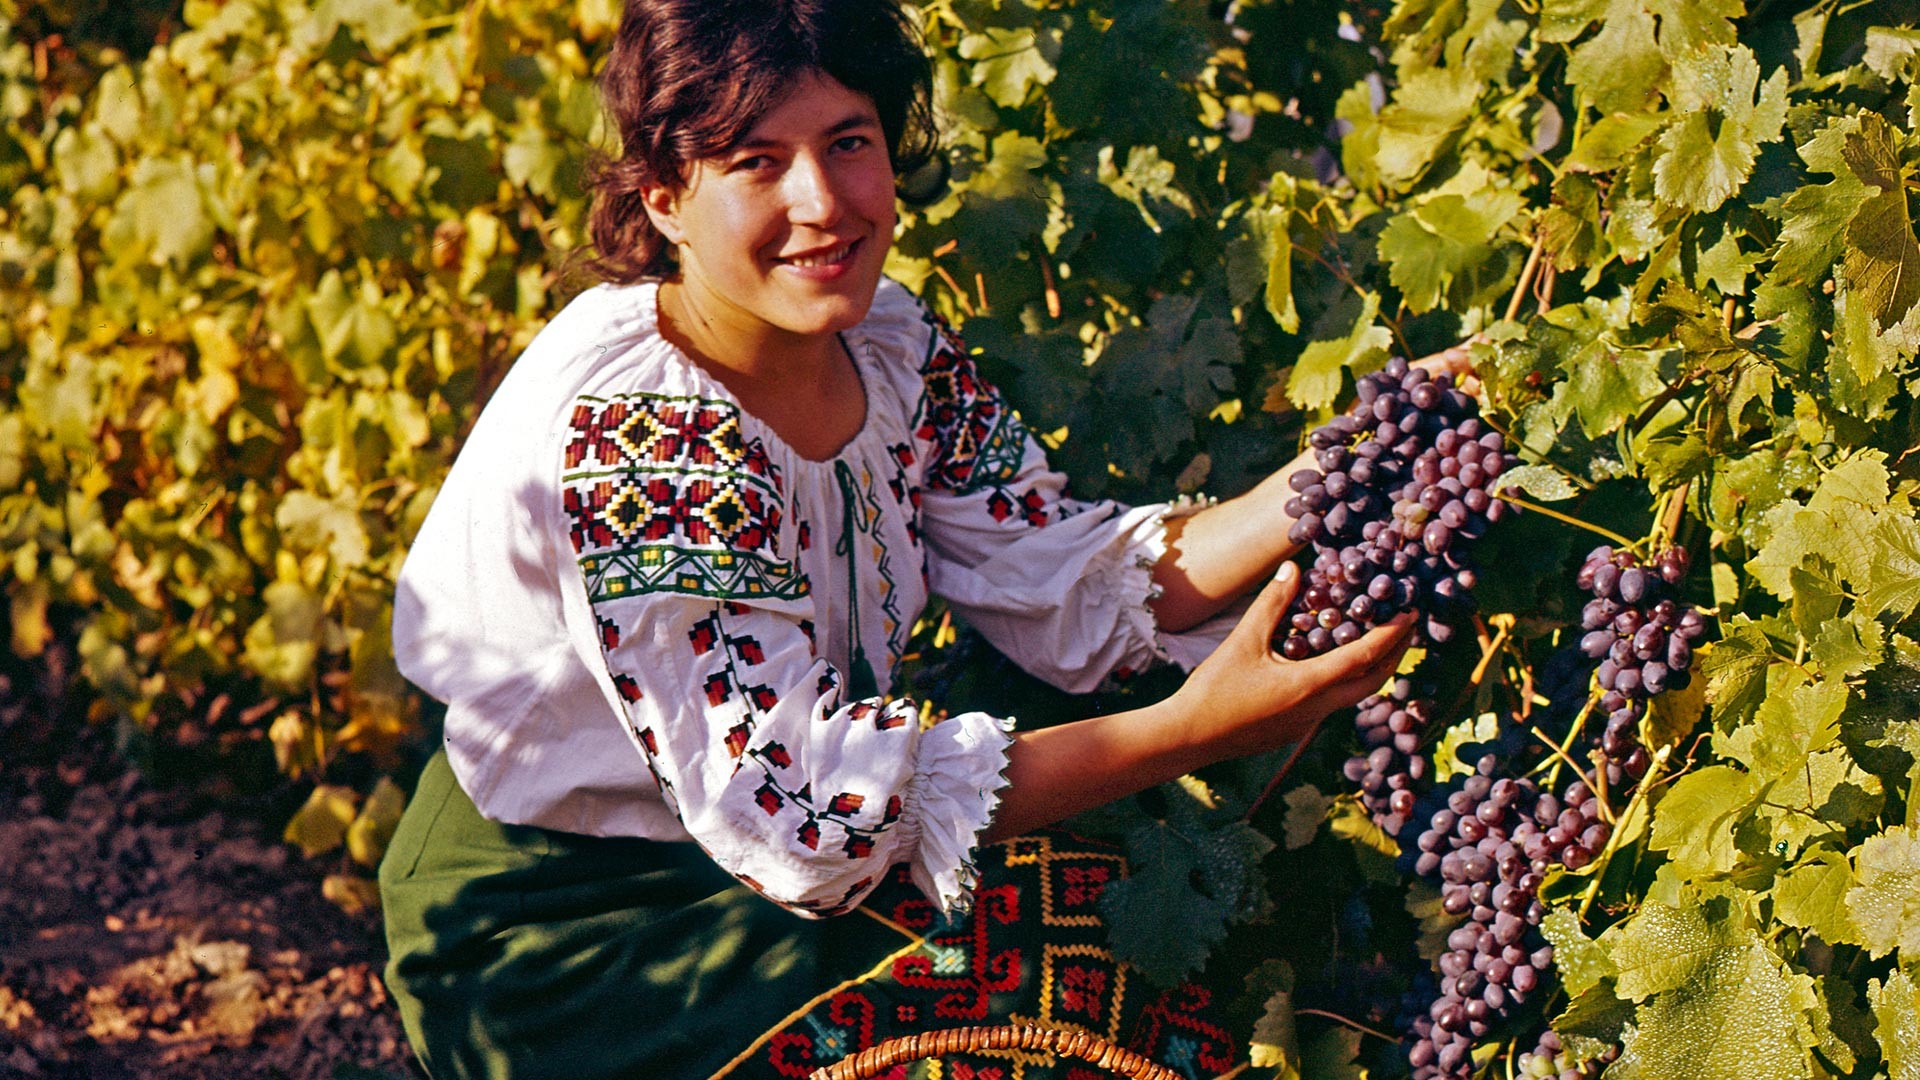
[379,1,1425,1076]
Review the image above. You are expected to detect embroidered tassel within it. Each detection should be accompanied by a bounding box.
[834,461,881,701]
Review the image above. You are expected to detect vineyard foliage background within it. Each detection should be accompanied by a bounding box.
[6,0,1920,1076]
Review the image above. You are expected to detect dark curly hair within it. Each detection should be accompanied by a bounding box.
[583,0,939,284]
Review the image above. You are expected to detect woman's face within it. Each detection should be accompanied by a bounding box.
[645,71,898,341]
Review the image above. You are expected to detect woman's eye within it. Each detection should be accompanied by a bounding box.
[729,155,775,174]
[833,135,871,153]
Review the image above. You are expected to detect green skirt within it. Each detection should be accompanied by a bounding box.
[380,750,1240,1079]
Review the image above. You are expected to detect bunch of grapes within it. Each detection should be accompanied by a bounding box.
[1342,677,1436,838]
[1404,757,1611,1079]
[1277,356,1514,659]
[1575,545,1707,779]
[1516,1030,1618,1079]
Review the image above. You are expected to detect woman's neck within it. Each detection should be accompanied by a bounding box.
[656,278,840,390]
[655,277,868,461]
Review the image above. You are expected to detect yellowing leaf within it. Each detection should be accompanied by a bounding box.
[284,785,358,858]
[322,873,382,915]
[1847,826,1920,960]
[346,777,407,868]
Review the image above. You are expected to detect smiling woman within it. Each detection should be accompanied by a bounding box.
[376,1,1418,1078]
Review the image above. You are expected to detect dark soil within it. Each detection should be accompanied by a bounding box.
[0,657,422,1079]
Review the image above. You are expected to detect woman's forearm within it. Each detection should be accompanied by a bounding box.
[1148,447,1313,633]
[980,698,1207,842]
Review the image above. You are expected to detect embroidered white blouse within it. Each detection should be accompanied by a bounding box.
[392,277,1233,918]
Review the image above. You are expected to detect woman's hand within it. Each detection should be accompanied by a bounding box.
[1411,338,1483,397]
[1170,562,1417,760]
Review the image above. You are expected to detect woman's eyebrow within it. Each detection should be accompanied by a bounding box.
[734,111,881,150]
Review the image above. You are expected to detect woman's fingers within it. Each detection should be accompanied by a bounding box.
[1242,562,1303,649]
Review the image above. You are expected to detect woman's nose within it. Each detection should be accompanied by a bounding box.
[783,154,843,226]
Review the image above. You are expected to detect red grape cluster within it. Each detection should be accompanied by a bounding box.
[1576,545,1706,779]
[1277,356,1513,658]
[1516,1029,1617,1079]
[1343,678,1435,837]
[1406,757,1611,1079]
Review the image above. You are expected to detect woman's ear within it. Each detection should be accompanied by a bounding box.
[639,183,685,247]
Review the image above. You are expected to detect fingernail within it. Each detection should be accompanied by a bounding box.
[1277,562,1297,582]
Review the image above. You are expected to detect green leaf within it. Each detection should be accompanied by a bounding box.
[1543,908,1617,997]
[1374,67,1479,187]
[1871,968,1920,1080]
[1377,187,1527,313]
[1847,826,1920,960]
[299,0,421,55]
[1260,184,1300,334]
[1565,112,1667,174]
[1774,849,1865,947]
[277,490,371,570]
[1869,513,1920,621]
[1099,819,1233,985]
[1286,292,1392,413]
[1625,942,1815,1080]
[1495,463,1578,502]
[110,154,213,268]
[1280,783,1332,850]
[1652,45,1790,213]
[1564,1,1665,115]
[959,27,1060,109]
[1603,892,1818,1078]
[245,580,326,688]
[1843,186,1920,334]
[1647,765,1756,879]
[1249,981,1299,1071]
[1606,895,1752,1002]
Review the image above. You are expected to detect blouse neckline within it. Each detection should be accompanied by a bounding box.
[634,280,879,468]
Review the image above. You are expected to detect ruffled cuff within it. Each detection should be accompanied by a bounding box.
[1116,499,1240,676]
[901,711,1016,915]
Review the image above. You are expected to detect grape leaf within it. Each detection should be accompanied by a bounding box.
[1625,944,1816,1080]
[1098,820,1233,985]
[111,154,213,268]
[1847,826,1920,959]
[1280,783,1332,850]
[283,784,359,858]
[1703,621,1775,725]
[1744,672,1847,779]
[1652,45,1790,213]
[1374,67,1479,187]
[1604,893,1817,1078]
[1564,112,1666,174]
[1285,292,1392,413]
[1647,765,1756,879]
[1249,982,1299,1071]
[1496,463,1578,502]
[1564,1,1666,115]
[1378,188,1527,313]
[1844,187,1920,333]
[1773,849,1865,947]
[1868,512,1920,621]
[1871,968,1920,1080]
[960,27,1061,109]
[1543,907,1618,997]
[1646,0,1741,58]
[1606,894,1752,1002]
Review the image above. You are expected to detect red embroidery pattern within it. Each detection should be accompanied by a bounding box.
[564,392,806,602]
[733,834,1241,1080]
[914,319,1034,497]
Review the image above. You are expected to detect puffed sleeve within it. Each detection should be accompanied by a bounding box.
[899,304,1237,692]
[561,389,1013,918]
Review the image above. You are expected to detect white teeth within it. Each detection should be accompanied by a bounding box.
[786,243,853,268]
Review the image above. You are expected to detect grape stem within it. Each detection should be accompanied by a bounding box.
[1499,495,1636,549]
[1522,695,1614,826]
[1294,1008,1398,1044]
[1244,711,1339,821]
[1504,238,1545,324]
[1579,744,1669,920]
[1468,617,1513,687]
